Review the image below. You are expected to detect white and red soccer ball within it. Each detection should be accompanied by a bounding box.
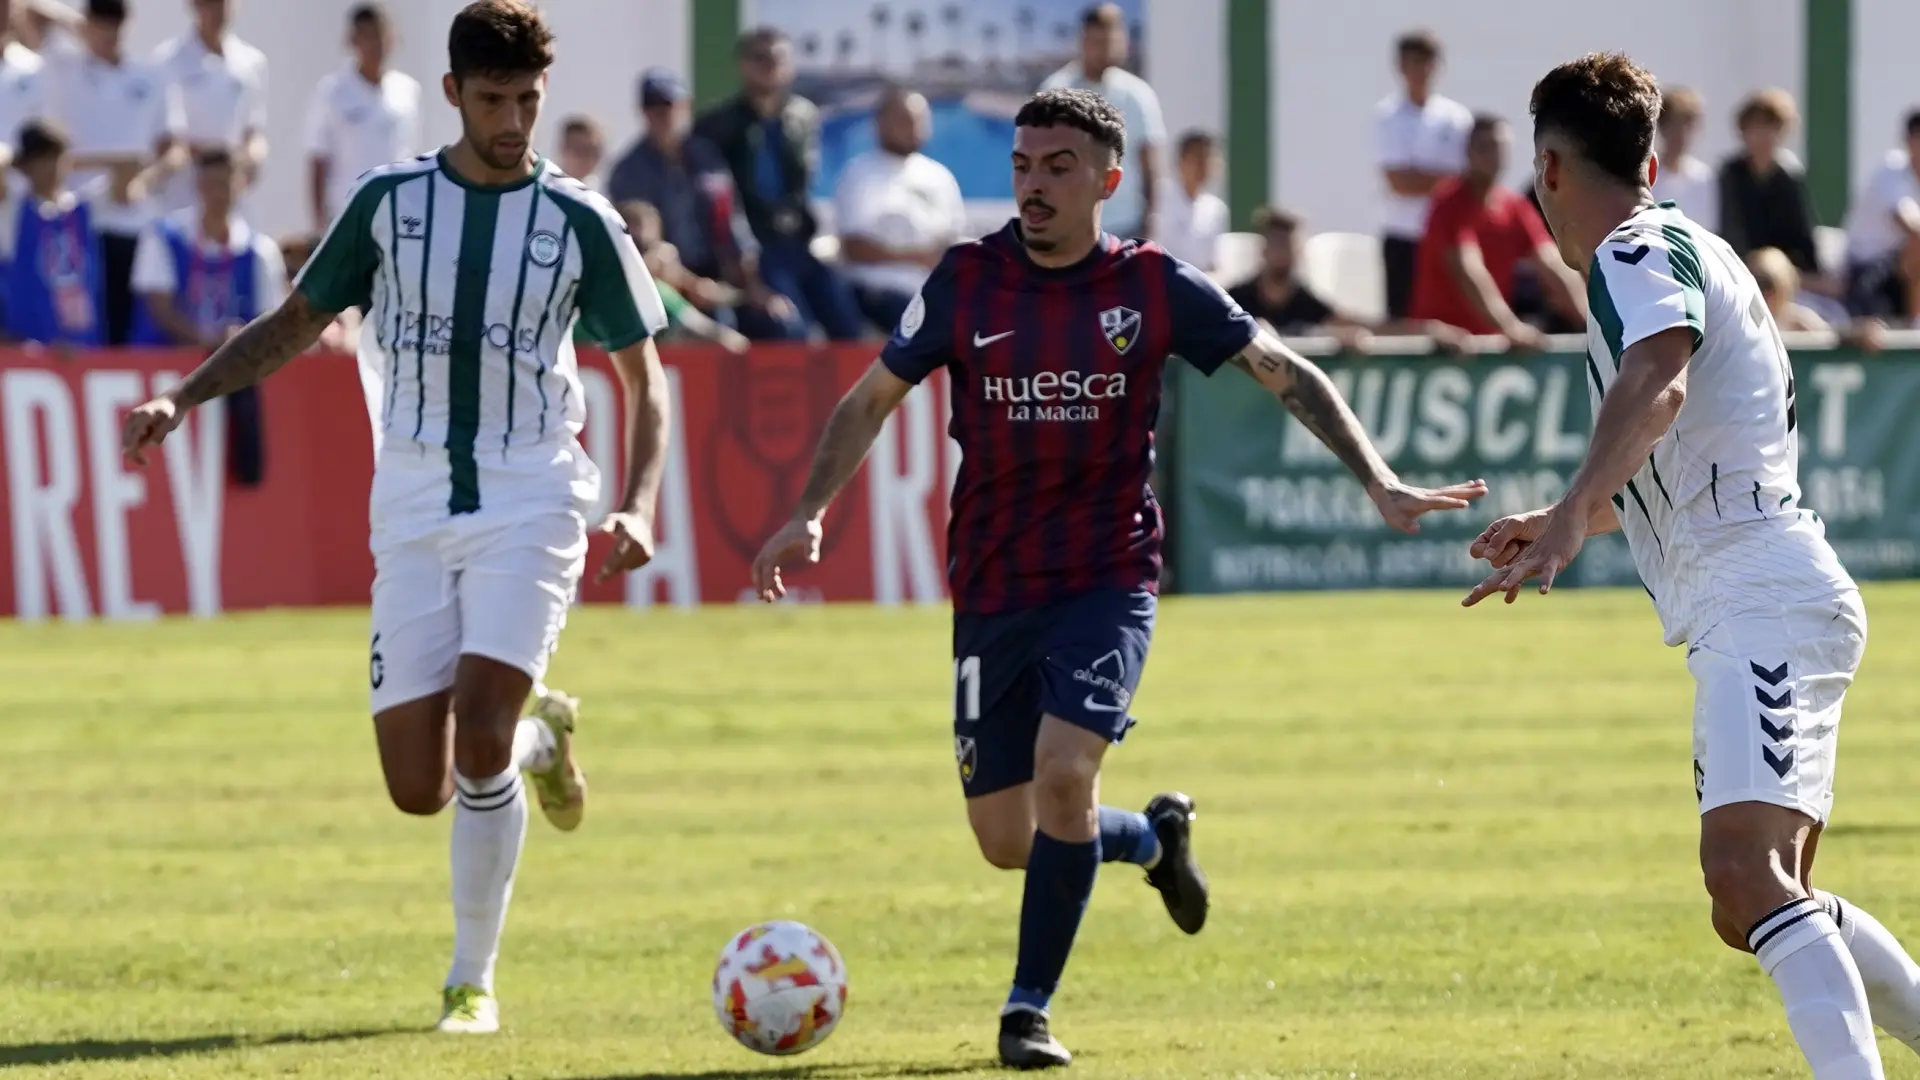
[712,921,848,1055]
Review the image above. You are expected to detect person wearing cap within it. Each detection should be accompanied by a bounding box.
[607,68,792,337]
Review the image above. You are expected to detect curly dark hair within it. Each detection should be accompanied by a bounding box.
[449,0,555,82]
[1529,52,1661,188]
[1014,88,1126,161]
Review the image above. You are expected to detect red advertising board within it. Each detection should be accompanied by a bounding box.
[0,345,956,619]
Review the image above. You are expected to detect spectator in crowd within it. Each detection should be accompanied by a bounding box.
[832,84,963,332]
[1410,114,1583,349]
[274,230,351,352]
[1842,109,1920,325]
[153,0,266,213]
[1718,89,1819,273]
[1749,245,1886,351]
[0,119,103,347]
[617,199,749,353]
[0,0,48,172]
[1650,86,1717,230]
[555,113,603,191]
[304,3,419,232]
[1157,129,1226,271]
[1041,2,1163,238]
[697,27,864,340]
[606,70,789,336]
[1375,29,1471,322]
[44,0,170,344]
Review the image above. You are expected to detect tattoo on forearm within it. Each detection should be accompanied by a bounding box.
[1236,349,1383,485]
[174,295,336,408]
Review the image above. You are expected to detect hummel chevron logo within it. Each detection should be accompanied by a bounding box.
[1612,244,1651,265]
[1759,715,1794,742]
[973,330,1016,347]
[1755,687,1793,710]
[1763,746,1794,779]
[1749,661,1790,686]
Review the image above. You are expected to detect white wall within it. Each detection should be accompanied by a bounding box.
[1852,0,1920,203]
[1144,0,1225,154]
[1271,0,1803,235]
[114,0,690,237]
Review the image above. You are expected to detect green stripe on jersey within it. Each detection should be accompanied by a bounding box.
[413,175,436,440]
[1587,258,1626,361]
[1658,223,1707,350]
[446,189,500,515]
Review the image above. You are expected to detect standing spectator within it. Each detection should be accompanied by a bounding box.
[1717,89,1818,273]
[1650,86,1717,230]
[606,70,788,336]
[695,26,863,340]
[554,114,603,191]
[1156,129,1226,271]
[1410,114,1583,349]
[1040,2,1163,238]
[153,0,267,213]
[0,120,103,347]
[0,0,48,172]
[1842,109,1920,324]
[832,85,963,331]
[1375,29,1471,322]
[304,3,419,232]
[43,0,169,344]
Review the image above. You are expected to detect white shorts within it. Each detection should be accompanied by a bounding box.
[368,506,588,714]
[1689,591,1868,824]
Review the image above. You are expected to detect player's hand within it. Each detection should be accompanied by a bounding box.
[1469,506,1554,569]
[751,517,823,602]
[1462,503,1586,607]
[121,393,184,467]
[1366,477,1488,534]
[594,512,656,583]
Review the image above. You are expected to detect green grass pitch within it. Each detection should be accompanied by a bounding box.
[4,585,1920,1079]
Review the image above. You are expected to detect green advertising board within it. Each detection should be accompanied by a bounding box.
[1169,350,1920,593]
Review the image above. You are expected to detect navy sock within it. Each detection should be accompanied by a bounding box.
[1097,806,1160,866]
[1006,830,1100,1015]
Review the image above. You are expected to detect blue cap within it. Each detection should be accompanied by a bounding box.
[640,70,689,108]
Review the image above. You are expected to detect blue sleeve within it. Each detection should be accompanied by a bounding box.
[878,250,960,384]
[1166,255,1258,375]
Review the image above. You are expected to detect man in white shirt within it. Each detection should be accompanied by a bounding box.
[153,0,267,214]
[0,0,48,171]
[1843,109,1920,324]
[1375,29,1470,321]
[304,2,419,232]
[1649,86,1717,231]
[1156,129,1227,271]
[1040,2,1163,238]
[832,85,963,331]
[555,114,603,192]
[43,0,170,343]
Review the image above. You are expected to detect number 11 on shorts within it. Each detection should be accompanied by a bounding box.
[955,655,980,721]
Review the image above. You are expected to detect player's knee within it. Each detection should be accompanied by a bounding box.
[1709,902,1753,952]
[973,826,1031,871]
[1029,748,1099,813]
[1700,845,1794,930]
[386,776,452,816]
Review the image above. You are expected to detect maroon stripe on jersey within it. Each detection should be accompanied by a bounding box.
[948,247,989,607]
[1135,249,1175,587]
[1021,271,1081,608]
[978,250,1034,609]
[1069,257,1130,598]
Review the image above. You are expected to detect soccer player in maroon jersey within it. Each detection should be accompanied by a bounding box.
[751,88,1487,1068]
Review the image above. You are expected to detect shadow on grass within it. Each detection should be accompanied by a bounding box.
[568,1062,991,1080]
[0,1027,410,1067]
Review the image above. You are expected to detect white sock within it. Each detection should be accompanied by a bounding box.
[446,767,528,992]
[1820,892,1920,1052]
[1749,897,1886,1079]
[512,717,557,774]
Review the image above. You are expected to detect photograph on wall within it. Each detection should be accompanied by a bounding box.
[743,0,1147,203]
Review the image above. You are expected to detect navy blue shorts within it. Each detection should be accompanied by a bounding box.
[951,588,1156,797]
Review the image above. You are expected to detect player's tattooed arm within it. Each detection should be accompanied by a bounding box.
[791,361,916,521]
[1229,329,1392,488]
[169,291,340,409]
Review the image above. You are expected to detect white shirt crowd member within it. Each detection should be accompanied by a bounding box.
[0,41,46,162]
[832,146,964,297]
[153,30,268,211]
[1157,184,1228,271]
[1040,62,1165,234]
[1843,149,1920,265]
[1649,152,1718,232]
[305,61,421,224]
[1374,90,1472,241]
[43,41,168,235]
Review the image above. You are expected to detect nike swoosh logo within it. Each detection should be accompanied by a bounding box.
[1082,695,1127,713]
[973,330,1016,347]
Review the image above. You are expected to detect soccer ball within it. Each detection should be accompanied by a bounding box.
[712,921,848,1055]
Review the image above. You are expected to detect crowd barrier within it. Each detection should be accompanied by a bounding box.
[4,341,1916,619]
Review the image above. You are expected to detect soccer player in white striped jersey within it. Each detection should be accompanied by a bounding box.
[121,1,671,1035]
[1463,53,1920,1079]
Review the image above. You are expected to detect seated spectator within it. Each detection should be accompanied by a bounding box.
[832,84,963,332]
[607,69,792,336]
[1650,86,1717,230]
[555,113,604,191]
[1719,90,1819,273]
[1410,114,1582,350]
[1227,207,1354,335]
[1749,245,1885,352]
[0,119,105,348]
[617,199,749,353]
[695,27,865,340]
[1842,109,1920,325]
[1157,129,1227,270]
[130,146,285,350]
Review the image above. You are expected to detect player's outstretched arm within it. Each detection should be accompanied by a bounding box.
[1462,326,1690,606]
[1229,327,1487,533]
[596,337,673,583]
[750,360,915,601]
[121,291,340,465]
